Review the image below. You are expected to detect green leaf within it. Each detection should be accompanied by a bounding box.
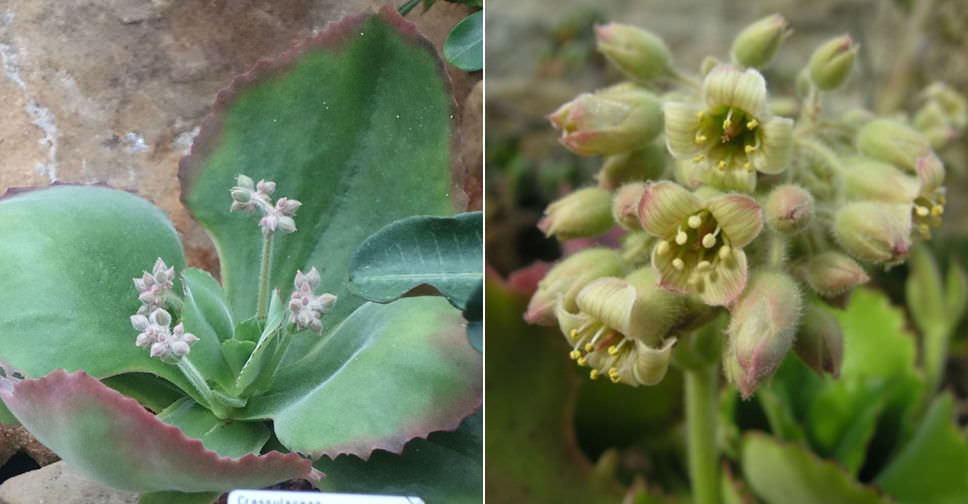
[234,318,264,343]
[443,11,483,71]
[220,340,256,376]
[905,244,946,337]
[233,290,286,395]
[875,393,968,504]
[139,491,220,504]
[485,280,621,504]
[946,258,967,328]
[236,297,481,458]
[464,280,483,352]
[348,212,483,309]
[102,373,186,413]
[742,434,889,504]
[805,379,888,475]
[157,397,270,458]
[0,185,200,398]
[314,411,482,503]
[180,268,234,341]
[180,8,458,327]
[835,288,917,380]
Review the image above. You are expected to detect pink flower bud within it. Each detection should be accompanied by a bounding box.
[796,251,869,297]
[611,182,646,230]
[808,35,857,90]
[764,184,813,234]
[256,179,276,195]
[276,197,302,217]
[525,248,626,326]
[548,83,664,156]
[833,202,912,266]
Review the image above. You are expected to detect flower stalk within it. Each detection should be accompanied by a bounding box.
[685,363,719,504]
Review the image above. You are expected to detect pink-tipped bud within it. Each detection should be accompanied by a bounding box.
[538,187,614,241]
[594,23,671,82]
[794,304,844,378]
[290,267,337,334]
[808,35,857,90]
[548,83,664,156]
[276,197,302,216]
[730,14,790,69]
[725,271,801,399]
[612,182,646,230]
[856,118,945,195]
[833,202,912,266]
[256,180,276,195]
[765,184,814,234]
[797,251,869,297]
[524,248,626,326]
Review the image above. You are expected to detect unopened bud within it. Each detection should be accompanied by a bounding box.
[290,267,337,334]
[797,251,869,297]
[914,101,958,149]
[919,82,967,129]
[833,202,912,266]
[231,188,252,203]
[794,304,843,378]
[856,118,945,194]
[765,184,813,234]
[808,35,857,90]
[256,180,276,195]
[841,156,920,203]
[538,187,614,240]
[525,248,625,325]
[612,182,646,230]
[795,138,842,202]
[730,14,790,69]
[548,83,664,156]
[725,271,801,399]
[596,142,667,190]
[235,174,255,190]
[594,23,671,82]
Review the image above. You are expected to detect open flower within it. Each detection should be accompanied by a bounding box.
[638,181,763,305]
[555,268,682,386]
[664,64,793,192]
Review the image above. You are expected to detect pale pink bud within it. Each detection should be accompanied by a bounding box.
[611,182,646,230]
[130,314,149,332]
[276,197,302,216]
[765,184,813,234]
[256,180,276,195]
[833,202,912,266]
[525,248,626,326]
[277,216,297,234]
[538,187,614,240]
[797,251,869,297]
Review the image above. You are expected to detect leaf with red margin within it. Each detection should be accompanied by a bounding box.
[179,6,461,328]
[0,370,320,493]
[232,296,481,459]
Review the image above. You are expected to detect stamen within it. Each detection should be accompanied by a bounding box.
[586,326,608,351]
[610,374,621,384]
[717,160,727,170]
[747,119,759,129]
[688,215,703,229]
[675,227,688,245]
[672,258,685,270]
[695,134,707,144]
[569,350,581,360]
[577,357,588,367]
[744,144,757,154]
[590,369,600,380]
[702,233,717,248]
[656,240,670,256]
[569,328,579,341]
[719,245,732,260]
[915,206,930,217]
[608,367,619,377]
[918,224,931,237]
[693,154,705,163]
[931,205,944,216]
[722,109,734,130]
[608,339,630,356]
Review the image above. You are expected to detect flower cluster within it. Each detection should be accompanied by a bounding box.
[133,258,174,314]
[289,267,338,334]
[532,14,964,398]
[130,258,198,361]
[230,175,302,238]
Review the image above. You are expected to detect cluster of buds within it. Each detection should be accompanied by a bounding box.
[130,258,198,361]
[289,267,337,334]
[230,175,302,238]
[530,13,962,398]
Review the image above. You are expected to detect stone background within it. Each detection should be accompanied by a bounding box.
[0,0,482,271]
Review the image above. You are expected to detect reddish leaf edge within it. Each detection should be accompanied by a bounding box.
[177,5,467,214]
[0,369,323,487]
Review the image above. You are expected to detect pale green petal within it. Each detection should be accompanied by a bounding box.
[702,248,749,306]
[697,164,757,193]
[842,156,920,203]
[752,116,794,174]
[664,101,705,158]
[575,277,637,333]
[630,338,676,386]
[638,181,703,238]
[652,244,692,295]
[703,64,769,117]
[707,194,764,247]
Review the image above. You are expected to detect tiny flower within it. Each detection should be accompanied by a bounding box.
[555,268,683,386]
[149,323,200,360]
[594,23,672,82]
[638,181,763,306]
[796,251,870,297]
[808,35,857,90]
[525,248,626,326]
[256,179,276,196]
[289,267,337,334]
[664,65,793,192]
[764,184,813,234]
[833,202,912,266]
[131,308,197,360]
[134,257,175,314]
[548,83,664,156]
[596,142,667,190]
[794,304,844,378]
[538,187,615,240]
[612,182,647,230]
[730,14,791,69]
[230,175,259,214]
[724,271,801,399]
[275,197,302,216]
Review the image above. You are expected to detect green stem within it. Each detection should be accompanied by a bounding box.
[398,0,421,16]
[257,235,273,319]
[176,357,227,418]
[686,365,720,504]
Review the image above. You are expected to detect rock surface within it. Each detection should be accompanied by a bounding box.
[0,461,138,504]
[0,0,481,270]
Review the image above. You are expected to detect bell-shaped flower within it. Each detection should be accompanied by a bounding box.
[525,248,626,326]
[555,268,683,386]
[638,181,763,306]
[548,83,664,156]
[664,64,793,192]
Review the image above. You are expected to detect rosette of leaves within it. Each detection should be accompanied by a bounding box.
[0,7,481,504]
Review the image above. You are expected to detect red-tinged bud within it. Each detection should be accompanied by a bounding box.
[796,251,869,297]
[833,202,912,267]
[612,182,646,230]
[808,35,857,90]
[764,184,813,234]
[730,14,791,69]
[548,83,664,156]
[595,23,672,82]
[524,248,626,326]
[794,304,844,378]
[724,271,801,399]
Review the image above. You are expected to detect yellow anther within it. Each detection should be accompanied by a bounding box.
[590,369,600,380]
[584,343,594,352]
[697,260,712,271]
[688,215,703,228]
[569,328,578,340]
[702,233,716,248]
[577,357,588,367]
[719,245,732,260]
[723,117,732,130]
[672,258,685,270]
[915,205,930,217]
[693,154,705,163]
[931,205,944,216]
[743,161,753,172]
[695,135,707,144]
[609,374,621,384]
[918,224,931,237]
[696,110,705,120]
[569,350,580,360]
[747,119,759,129]
[717,160,727,171]
[744,144,756,154]
[607,345,619,356]
[656,240,670,256]
[608,367,619,377]
[675,229,688,245]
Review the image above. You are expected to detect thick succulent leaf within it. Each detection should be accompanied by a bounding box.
[348,212,483,309]
[313,411,482,503]
[0,185,200,397]
[233,290,286,395]
[157,397,270,458]
[875,394,968,504]
[485,277,621,504]
[0,370,318,493]
[181,268,235,341]
[805,379,889,475]
[102,373,186,413]
[835,288,917,379]
[180,7,458,326]
[236,297,481,459]
[742,434,889,504]
[464,280,483,352]
[443,11,483,71]
[220,340,256,376]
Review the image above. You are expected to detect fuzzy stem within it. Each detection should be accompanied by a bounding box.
[767,232,788,268]
[686,364,720,504]
[257,235,273,319]
[176,357,228,418]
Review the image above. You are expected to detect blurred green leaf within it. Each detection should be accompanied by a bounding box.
[444,11,483,71]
